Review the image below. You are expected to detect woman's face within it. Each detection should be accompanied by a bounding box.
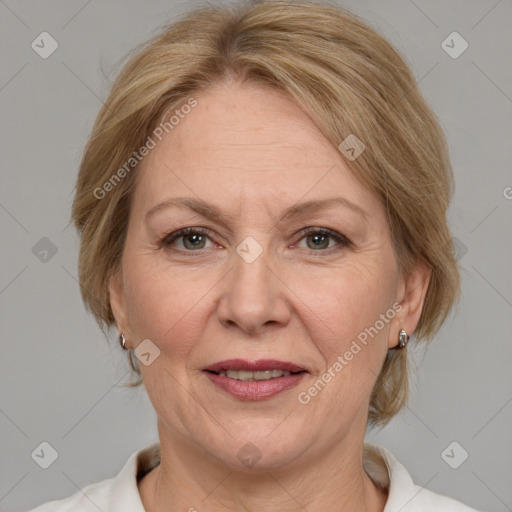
[110,82,427,470]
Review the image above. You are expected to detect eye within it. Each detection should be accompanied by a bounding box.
[159,226,351,254]
[160,227,214,251]
[294,227,351,253]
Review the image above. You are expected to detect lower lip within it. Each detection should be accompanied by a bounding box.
[204,371,307,400]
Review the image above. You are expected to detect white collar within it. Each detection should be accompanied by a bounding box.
[105,442,477,511]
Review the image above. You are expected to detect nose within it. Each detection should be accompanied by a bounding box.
[217,240,291,335]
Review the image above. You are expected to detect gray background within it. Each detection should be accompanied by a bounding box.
[1,0,511,511]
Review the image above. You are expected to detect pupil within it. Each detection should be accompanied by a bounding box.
[310,233,328,249]
[186,233,203,248]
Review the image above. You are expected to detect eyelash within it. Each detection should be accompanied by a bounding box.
[159,226,351,256]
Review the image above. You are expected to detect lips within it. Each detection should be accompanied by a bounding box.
[202,359,308,400]
[202,358,307,374]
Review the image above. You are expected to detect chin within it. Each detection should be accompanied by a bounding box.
[206,424,312,472]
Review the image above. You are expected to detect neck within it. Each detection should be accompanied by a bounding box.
[138,421,388,512]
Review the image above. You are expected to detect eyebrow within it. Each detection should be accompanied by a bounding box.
[144,196,369,227]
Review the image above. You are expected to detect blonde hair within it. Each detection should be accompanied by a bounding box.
[71,0,460,427]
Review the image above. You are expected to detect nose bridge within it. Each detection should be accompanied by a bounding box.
[217,234,290,333]
[234,235,272,295]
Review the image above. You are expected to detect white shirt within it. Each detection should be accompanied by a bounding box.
[27,442,480,511]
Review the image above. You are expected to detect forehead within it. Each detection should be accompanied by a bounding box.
[133,82,380,218]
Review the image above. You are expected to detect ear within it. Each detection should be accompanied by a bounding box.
[388,261,431,349]
[108,269,132,348]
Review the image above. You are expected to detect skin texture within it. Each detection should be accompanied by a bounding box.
[109,80,430,512]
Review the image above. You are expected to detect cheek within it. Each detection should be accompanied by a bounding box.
[294,256,396,416]
[294,275,392,418]
[304,257,395,351]
[122,253,218,354]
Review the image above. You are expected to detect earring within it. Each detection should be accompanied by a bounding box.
[397,329,409,349]
[119,333,128,350]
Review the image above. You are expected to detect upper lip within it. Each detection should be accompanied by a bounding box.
[203,359,307,373]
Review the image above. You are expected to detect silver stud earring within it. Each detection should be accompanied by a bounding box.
[119,333,128,350]
[397,329,409,349]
